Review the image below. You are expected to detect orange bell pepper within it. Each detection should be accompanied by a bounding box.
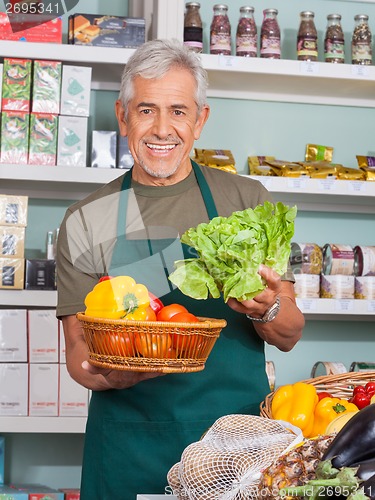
[308,397,359,438]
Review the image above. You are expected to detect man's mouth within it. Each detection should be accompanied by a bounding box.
[146,143,176,151]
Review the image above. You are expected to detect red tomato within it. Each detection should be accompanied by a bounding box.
[365,381,375,394]
[166,346,178,359]
[156,304,188,322]
[135,332,172,358]
[317,391,332,401]
[98,275,113,282]
[148,292,164,314]
[144,306,157,321]
[169,312,199,323]
[353,385,367,395]
[351,392,371,410]
[104,333,135,357]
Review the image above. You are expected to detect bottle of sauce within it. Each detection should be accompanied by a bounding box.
[260,8,281,59]
[210,4,232,55]
[324,14,345,64]
[297,11,318,61]
[236,6,257,58]
[352,14,372,65]
[184,2,203,54]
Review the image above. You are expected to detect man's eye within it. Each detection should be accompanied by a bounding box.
[140,109,151,115]
[174,110,184,116]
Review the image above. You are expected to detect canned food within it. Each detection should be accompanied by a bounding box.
[290,242,323,274]
[349,361,375,372]
[320,274,355,299]
[355,276,375,299]
[322,244,354,275]
[311,361,347,378]
[354,245,375,276]
[266,361,275,391]
[294,273,320,298]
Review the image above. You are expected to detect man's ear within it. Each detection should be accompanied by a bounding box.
[194,104,210,140]
[115,99,128,136]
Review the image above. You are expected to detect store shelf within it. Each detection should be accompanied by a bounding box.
[297,297,375,321]
[0,290,57,307]
[248,175,375,213]
[2,41,375,105]
[0,416,86,433]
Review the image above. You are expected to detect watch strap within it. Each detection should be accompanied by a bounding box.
[246,296,280,323]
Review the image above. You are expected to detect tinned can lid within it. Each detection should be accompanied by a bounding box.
[354,14,369,22]
[213,4,228,11]
[263,8,278,15]
[240,6,255,14]
[327,13,342,21]
[300,11,315,18]
[186,2,201,7]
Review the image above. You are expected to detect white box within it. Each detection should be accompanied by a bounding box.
[59,320,65,363]
[57,115,88,166]
[0,309,27,362]
[28,309,59,363]
[60,65,92,116]
[59,364,88,417]
[29,363,58,416]
[0,363,28,415]
[91,130,117,168]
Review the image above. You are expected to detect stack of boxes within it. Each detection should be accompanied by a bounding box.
[0,194,28,290]
[0,58,91,167]
[0,309,89,418]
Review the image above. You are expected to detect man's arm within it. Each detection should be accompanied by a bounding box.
[62,315,162,391]
[227,264,304,352]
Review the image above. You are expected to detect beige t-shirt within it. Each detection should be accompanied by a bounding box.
[56,166,294,317]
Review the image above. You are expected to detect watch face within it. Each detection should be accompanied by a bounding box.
[264,299,280,322]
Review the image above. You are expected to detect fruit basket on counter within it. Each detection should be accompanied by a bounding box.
[260,370,375,418]
[76,312,226,374]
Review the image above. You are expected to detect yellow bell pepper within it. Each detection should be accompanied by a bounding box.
[271,382,318,437]
[308,397,359,438]
[84,276,150,320]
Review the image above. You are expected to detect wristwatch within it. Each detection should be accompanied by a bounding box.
[246,296,280,323]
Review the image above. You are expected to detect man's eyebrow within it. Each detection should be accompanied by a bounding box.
[137,102,188,110]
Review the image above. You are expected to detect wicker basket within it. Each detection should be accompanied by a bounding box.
[260,371,375,419]
[76,312,227,374]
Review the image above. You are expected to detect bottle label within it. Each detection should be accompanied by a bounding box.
[260,36,281,57]
[210,33,231,54]
[352,43,372,63]
[184,26,203,43]
[325,40,345,60]
[297,37,318,58]
[236,34,257,56]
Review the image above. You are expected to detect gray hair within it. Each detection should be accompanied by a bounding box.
[118,39,208,115]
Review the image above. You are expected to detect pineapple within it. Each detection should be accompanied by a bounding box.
[258,434,335,499]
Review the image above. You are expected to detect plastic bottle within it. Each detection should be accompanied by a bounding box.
[352,14,372,65]
[184,2,203,54]
[324,14,345,64]
[236,6,257,58]
[297,11,318,61]
[210,4,231,56]
[260,8,281,59]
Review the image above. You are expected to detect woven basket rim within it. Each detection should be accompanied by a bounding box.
[76,312,227,329]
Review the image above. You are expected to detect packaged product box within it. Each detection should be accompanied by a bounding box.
[0,195,28,227]
[60,65,92,117]
[91,130,117,168]
[0,110,30,164]
[0,13,63,43]
[0,257,24,289]
[58,489,80,500]
[1,58,32,112]
[59,363,89,417]
[28,113,58,165]
[28,309,59,363]
[10,484,64,499]
[24,258,56,290]
[0,225,25,258]
[69,13,145,48]
[59,321,66,363]
[28,364,59,416]
[0,363,28,416]
[57,116,88,166]
[0,436,4,484]
[0,64,3,106]
[0,485,28,499]
[117,135,133,169]
[0,309,27,362]
[32,60,62,114]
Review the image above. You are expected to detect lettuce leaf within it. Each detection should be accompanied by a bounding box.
[168,201,297,302]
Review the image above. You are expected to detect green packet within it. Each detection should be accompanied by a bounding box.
[28,113,58,166]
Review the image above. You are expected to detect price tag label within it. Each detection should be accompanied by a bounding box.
[318,178,336,191]
[218,55,238,68]
[299,299,317,312]
[287,177,308,190]
[299,61,319,75]
[351,65,370,78]
[347,180,367,193]
[335,299,354,312]
[258,177,273,189]
[367,300,375,313]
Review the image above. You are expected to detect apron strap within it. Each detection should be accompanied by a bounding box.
[190,160,219,220]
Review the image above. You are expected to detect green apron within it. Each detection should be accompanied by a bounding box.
[80,162,270,499]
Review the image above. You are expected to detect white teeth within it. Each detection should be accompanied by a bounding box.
[146,143,175,150]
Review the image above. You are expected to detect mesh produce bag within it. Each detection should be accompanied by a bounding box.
[167,414,302,499]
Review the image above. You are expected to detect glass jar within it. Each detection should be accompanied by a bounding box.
[236,6,257,57]
[297,11,318,61]
[352,14,372,65]
[210,4,232,56]
[324,14,345,64]
[184,2,203,54]
[260,8,281,59]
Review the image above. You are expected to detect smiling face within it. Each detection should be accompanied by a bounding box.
[115,67,210,186]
